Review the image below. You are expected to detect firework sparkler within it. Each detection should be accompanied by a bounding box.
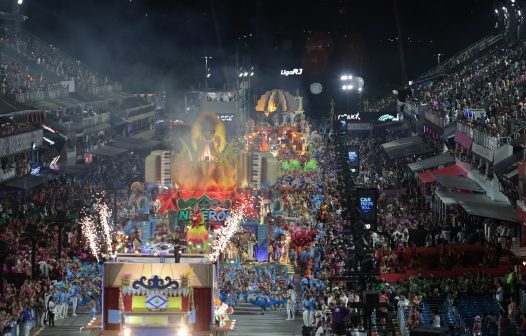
[80,194,114,261]
[208,203,247,262]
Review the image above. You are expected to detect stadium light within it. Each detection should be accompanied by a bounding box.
[206,73,211,78]
[341,75,348,81]
[244,72,248,77]
[17,0,23,4]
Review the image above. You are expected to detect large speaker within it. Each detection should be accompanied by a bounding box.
[411,327,451,336]
[363,291,379,310]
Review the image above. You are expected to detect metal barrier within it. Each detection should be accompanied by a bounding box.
[0,128,43,157]
[424,110,449,128]
[47,113,110,133]
[15,87,69,103]
[447,298,468,336]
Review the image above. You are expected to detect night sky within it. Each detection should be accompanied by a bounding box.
[11,0,496,117]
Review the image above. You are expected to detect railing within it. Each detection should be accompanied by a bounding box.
[46,112,110,133]
[424,110,451,128]
[0,168,16,182]
[86,83,122,96]
[457,123,500,151]
[418,33,504,80]
[520,288,526,312]
[447,298,468,335]
[15,87,69,103]
[0,128,43,157]
[397,308,410,336]
[125,103,155,117]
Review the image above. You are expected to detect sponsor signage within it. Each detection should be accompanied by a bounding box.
[357,188,377,225]
[280,68,303,76]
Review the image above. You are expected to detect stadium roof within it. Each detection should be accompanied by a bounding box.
[407,153,455,172]
[418,164,467,184]
[435,191,516,222]
[433,174,485,193]
[381,135,433,160]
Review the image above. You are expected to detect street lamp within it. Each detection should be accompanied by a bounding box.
[435,53,444,66]
[495,1,524,40]
[238,66,255,137]
[340,73,364,114]
[203,56,212,89]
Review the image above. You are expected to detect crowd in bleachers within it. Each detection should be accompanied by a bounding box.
[46,104,109,123]
[267,125,525,336]
[0,57,67,96]
[1,28,109,91]
[0,119,36,138]
[410,41,526,128]
[0,149,144,334]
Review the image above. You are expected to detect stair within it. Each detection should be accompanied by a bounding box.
[232,302,264,316]
[457,295,499,335]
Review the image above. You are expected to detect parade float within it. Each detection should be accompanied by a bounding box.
[102,262,215,336]
[97,89,320,335]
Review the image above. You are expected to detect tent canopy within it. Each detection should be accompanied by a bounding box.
[407,153,455,172]
[91,145,128,157]
[381,135,433,160]
[419,164,466,184]
[435,191,516,222]
[1,170,60,190]
[433,174,485,193]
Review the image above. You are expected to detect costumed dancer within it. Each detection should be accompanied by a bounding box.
[69,280,79,317]
[247,232,257,261]
[286,287,297,320]
[186,204,209,252]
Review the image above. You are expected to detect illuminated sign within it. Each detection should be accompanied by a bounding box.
[30,166,40,175]
[348,145,359,173]
[49,155,61,170]
[338,113,361,121]
[218,115,234,121]
[43,136,55,145]
[173,195,232,225]
[378,114,396,121]
[360,197,374,212]
[176,209,229,222]
[356,188,377,225]
[280,68,303,76]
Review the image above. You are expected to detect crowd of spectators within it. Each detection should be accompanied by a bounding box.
[0,57,67,97]
[0,120,36,138]
[262,127,523,336]
[411,41,526,130]
[0,148,145,334]
[1,28,109,91]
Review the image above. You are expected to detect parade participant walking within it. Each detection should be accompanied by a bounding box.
[286,287,297,320]
[70,281,79,317]
[89,297,97,319]
[47,298,56,328]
